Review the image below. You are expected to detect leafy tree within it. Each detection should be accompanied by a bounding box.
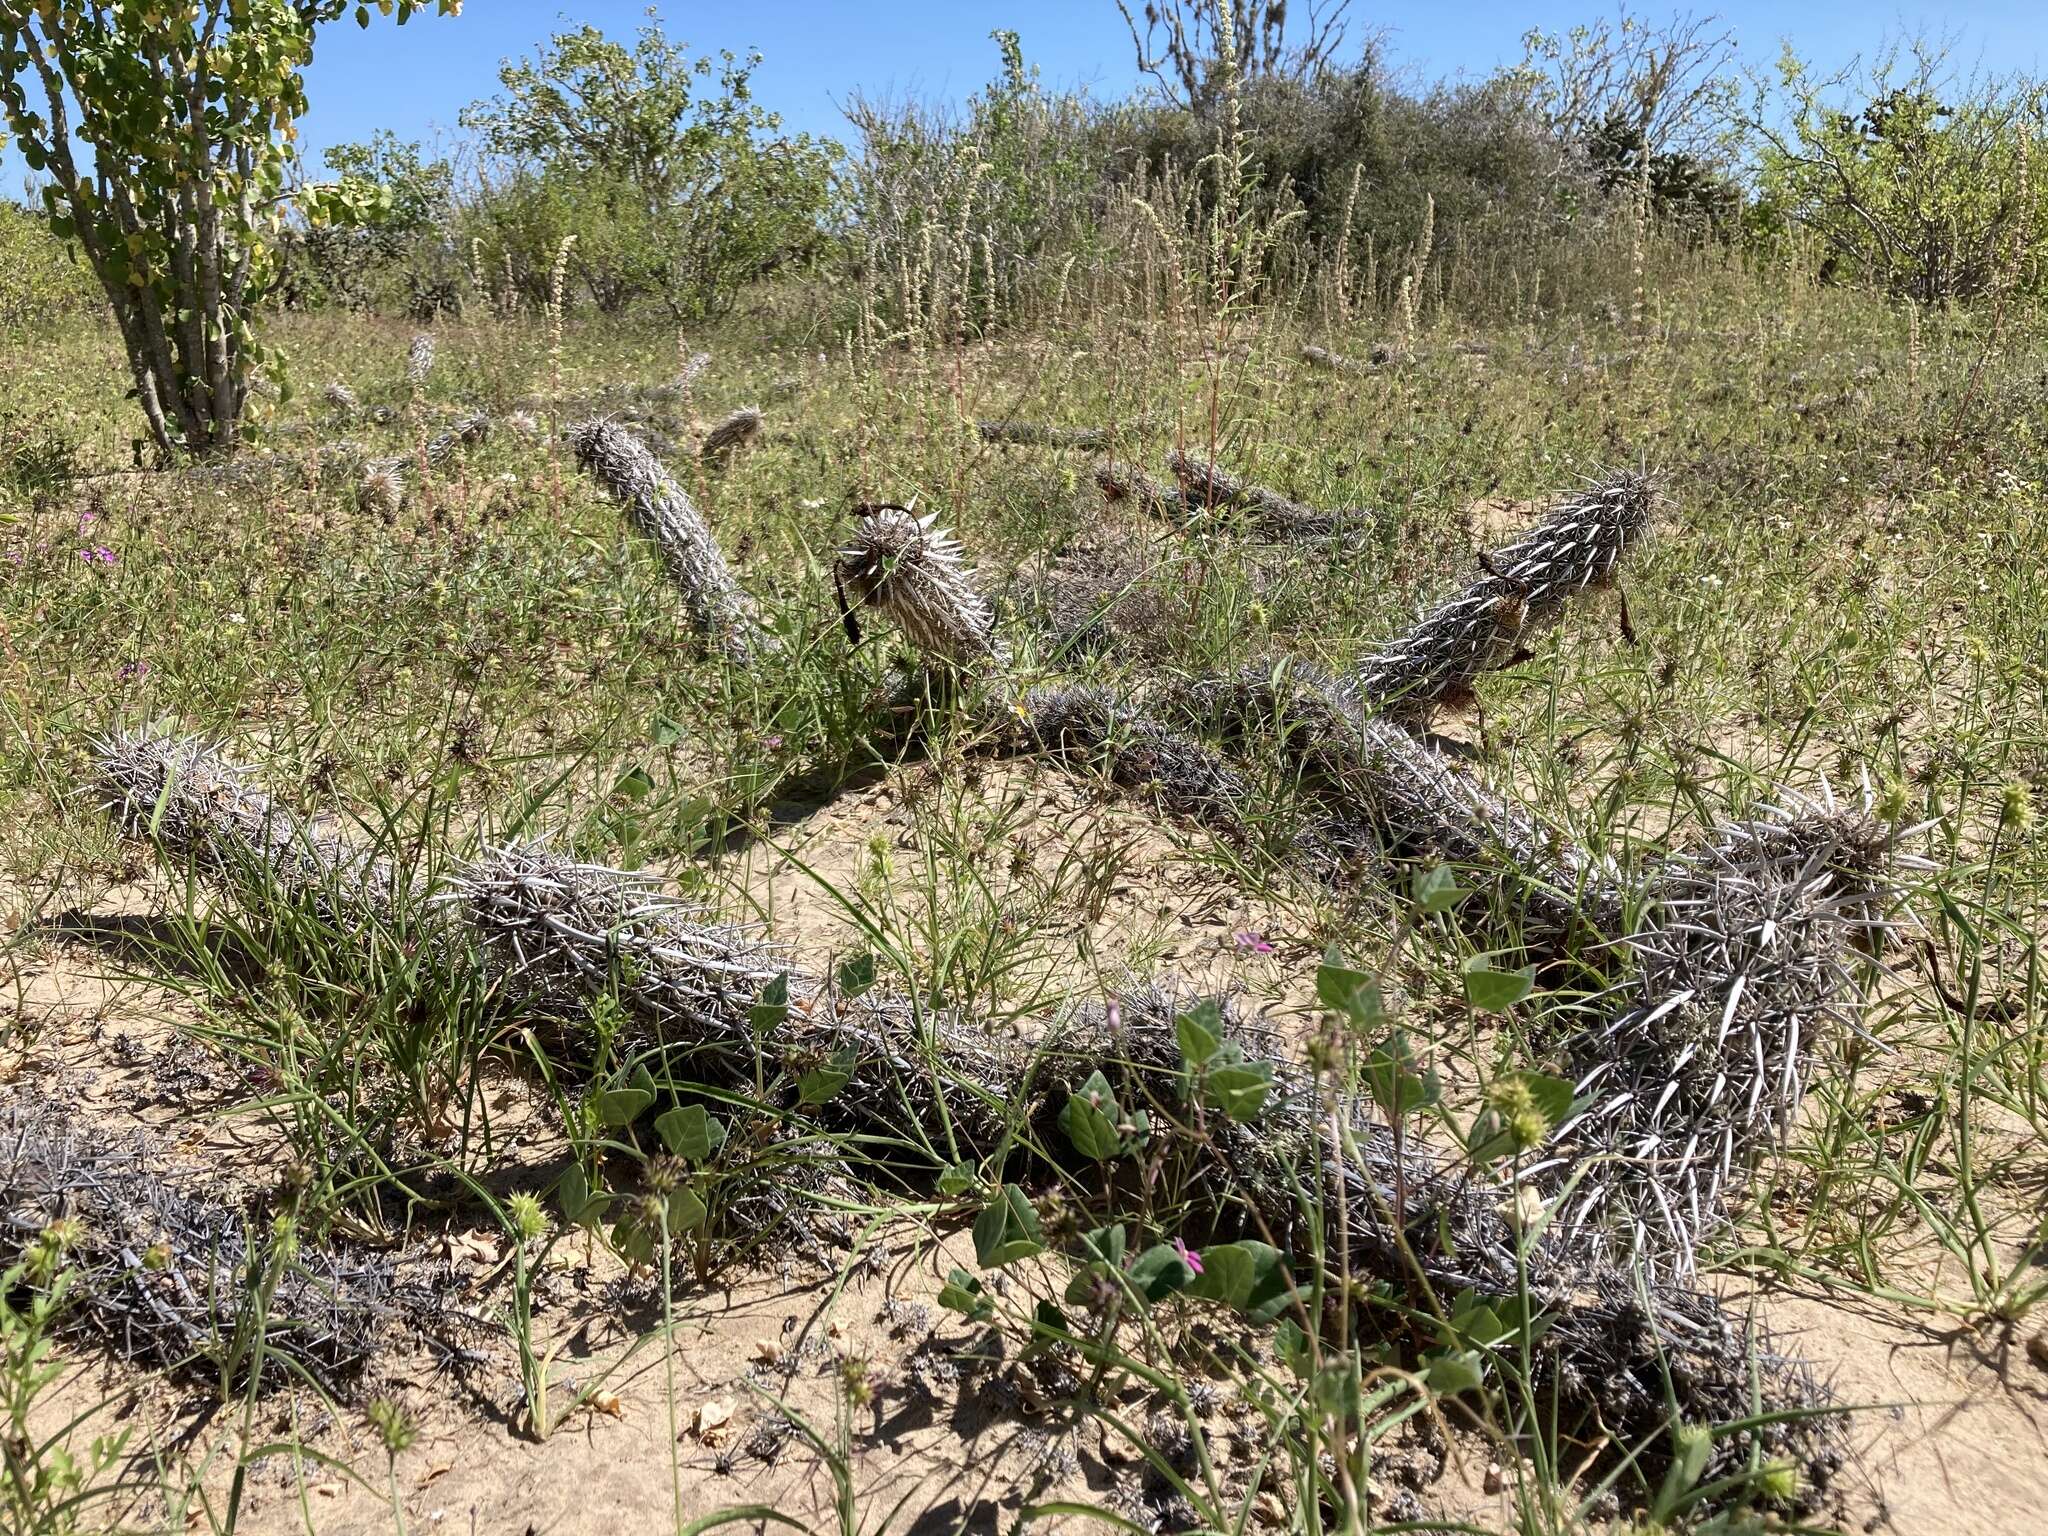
[1749,38,2047,302]
[283,131,457,314]
[0,1,461,460]
[461,20,838,321]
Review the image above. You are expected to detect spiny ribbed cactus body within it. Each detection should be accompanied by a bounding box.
[423,410,490,469]
[1094,460,1190,522]
[1012,683,1281,847]
[977,420,1110,450]
[1025,546,1169,661]
[700,406,763,461]
[678,350,712,396]
[358,458,406,515]
[1358,469,1655,724]
[447,841,1841,1508]
[404,332,435,387]
[92,730,398,920]
[1167,450,1346,539]
[1178,663,1617,931]
[2,1092,398,1387]
[835,504,1006,666]
[568,418,766,659]
[323,381,359,414]
[1549,795,1919,1271]
[1299,342,1375,375]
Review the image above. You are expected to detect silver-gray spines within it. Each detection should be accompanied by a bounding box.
[404,332,436,387]
[91,729,399,921]
[1547,794,1921,1272]
[1357,469,1655,723]
[569,418,767,659]
[835,504,1006,665]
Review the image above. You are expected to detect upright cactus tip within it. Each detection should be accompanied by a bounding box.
[834,503,1005,665]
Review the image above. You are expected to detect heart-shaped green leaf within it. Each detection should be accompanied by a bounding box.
[656,1104,726,1165]
[971,1183,1044,1269]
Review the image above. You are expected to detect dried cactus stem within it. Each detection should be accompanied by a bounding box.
[1094,459,1191,523]
[568,418,768,660]
[700,406,763,462]
[1175,664,1618,935]
[448,843,1843,1513]
[977,420,1111,450]
[1166,449,1353,539]
[1548,799,1913,1271]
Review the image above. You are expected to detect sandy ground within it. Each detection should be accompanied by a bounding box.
[6,763,2046,1536]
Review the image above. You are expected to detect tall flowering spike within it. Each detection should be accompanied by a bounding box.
[1166,449,1345,539]
[1357,468,1656,725]
[92,729,398,921]
[700,406,763,462]
[835,503,1006,665]
[1547,797,1914,1272]
[568,418,768,660]
[404,333,436,388]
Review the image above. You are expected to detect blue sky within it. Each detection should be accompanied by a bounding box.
[285,1,2047,165]
[5,2,2045,189]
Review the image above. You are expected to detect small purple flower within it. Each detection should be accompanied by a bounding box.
[118,659,148,682]
[1233,930,1274,955]
[1172,1237,1204,1276]
[763,733,785,750]
[76,509,96,532]
[96,546,116,564]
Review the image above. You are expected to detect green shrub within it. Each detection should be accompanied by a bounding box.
[458,21,839,321]
[1751,38,2048,302]
[0,201,90,330]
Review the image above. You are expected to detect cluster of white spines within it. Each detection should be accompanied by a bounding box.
[404,333,436,388]
[357,458,406,515]
[700,406,763,461]
[1357,469,1655,724]
[91,729,396,919]
[835,503,1006,665]
[1547,786,1927,1271]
